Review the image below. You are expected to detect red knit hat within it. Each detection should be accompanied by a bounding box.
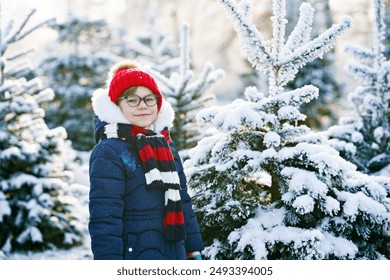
[108,67,163,112]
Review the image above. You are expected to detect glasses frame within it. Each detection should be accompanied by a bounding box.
[119,94,159,107]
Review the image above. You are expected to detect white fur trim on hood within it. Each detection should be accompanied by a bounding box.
[91,88,175,131]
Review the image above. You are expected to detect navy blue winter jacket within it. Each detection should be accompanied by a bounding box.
[89,89,203,260]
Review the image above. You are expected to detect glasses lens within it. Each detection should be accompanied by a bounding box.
[125,95,141,107]
[145,95,158,106]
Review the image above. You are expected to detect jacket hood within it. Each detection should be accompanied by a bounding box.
[91,88,175,136]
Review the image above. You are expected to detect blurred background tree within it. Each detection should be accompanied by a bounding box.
[39,2,117,151]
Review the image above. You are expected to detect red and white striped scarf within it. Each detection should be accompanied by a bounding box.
[101,123,186,242]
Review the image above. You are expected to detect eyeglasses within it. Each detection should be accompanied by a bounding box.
[119,94,159,107]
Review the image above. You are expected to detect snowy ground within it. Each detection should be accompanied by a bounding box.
[3,239,92,260]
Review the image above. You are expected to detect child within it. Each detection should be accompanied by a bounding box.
[88,61,204,260]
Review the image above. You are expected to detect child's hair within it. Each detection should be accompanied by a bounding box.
[119,87,138,102]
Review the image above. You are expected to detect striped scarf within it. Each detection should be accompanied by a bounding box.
[101,123,186,242]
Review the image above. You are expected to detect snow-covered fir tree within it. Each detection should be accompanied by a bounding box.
[327,0,390,175]
[120,25,180,77]
[185,0,390,260]
[0,10,84,254]
[243,0,343,130]
[39,12,116,151]
[148,23,224,157]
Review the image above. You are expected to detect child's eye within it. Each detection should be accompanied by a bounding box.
[127,98,139,104]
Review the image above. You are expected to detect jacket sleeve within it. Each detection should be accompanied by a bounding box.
[180,184,204,253]
[93,115,107,144]
[89,142,125,260]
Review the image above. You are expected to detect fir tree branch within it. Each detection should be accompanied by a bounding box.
[2,9,55,55]
[219,0,273,71]
[275,85,319,107]
[372,0,386,67]
[344,60,377,85]
[280,16,352,71]
[179,23,191,76]
[185,63,223,97]
[271,0,287,59]
[344,43,375,64]
[145,66,176,93]
[285,3,314,53]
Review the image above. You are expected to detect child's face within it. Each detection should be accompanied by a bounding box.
[118,86,159,129]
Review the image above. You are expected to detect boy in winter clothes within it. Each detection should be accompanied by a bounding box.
[88,61,204,260]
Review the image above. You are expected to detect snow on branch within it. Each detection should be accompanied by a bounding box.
[271,0,287,59]
[373,0,386,61]
[343,0,386,85]
[344,60,377,86]
[147,23,223,100]
[185,62,224,97]
[1,9,55,55]
[146,66,175,92]
[379,61,390,92]
[281,16,352,72]
[218,0,273,71]
[275,85,319,107]
[154,35,175,60]
[344,43,375,65]
[179,23,191,76]
[285,3,314,53]
[127,37,154,58]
